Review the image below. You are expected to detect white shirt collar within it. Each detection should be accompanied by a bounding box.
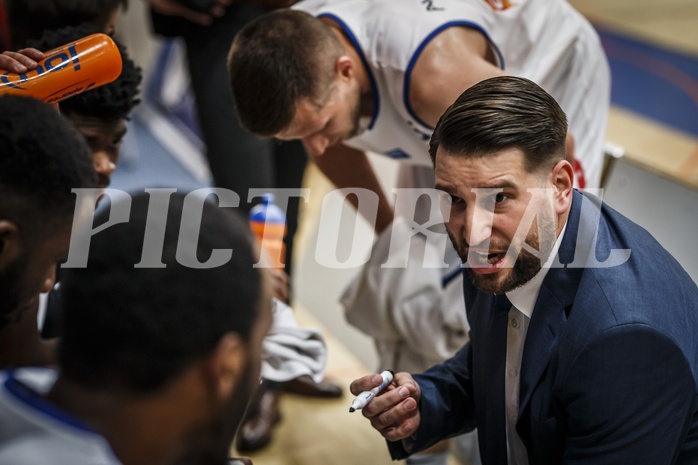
[506,220,568,318]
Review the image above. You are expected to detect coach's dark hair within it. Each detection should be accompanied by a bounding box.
[7,0,128,48]
[228,9,343,136]
[58,192,263,394]
[429,76,568,173]
[28,24,142,122]
[0,95,96,224]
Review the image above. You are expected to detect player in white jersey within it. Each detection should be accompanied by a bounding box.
[304,0,608,186]
[0,369,120,465]
[229,0,609,228]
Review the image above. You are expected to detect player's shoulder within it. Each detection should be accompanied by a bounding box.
[0,433,120,465]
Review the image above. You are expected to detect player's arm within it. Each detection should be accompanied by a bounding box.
[312,143,394,234]
[147,0,230,26]
[409,26,505,128]
[410,26,577,166]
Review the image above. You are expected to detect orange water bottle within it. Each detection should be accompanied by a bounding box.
[0,33,122,103]
[249,194,287,269]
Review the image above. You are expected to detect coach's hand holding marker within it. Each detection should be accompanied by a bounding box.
[349,370,394,413]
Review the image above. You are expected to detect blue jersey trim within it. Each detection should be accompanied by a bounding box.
[442,266,463,288]
[4,372,95,433]
[385,148,412,160]
[318,13,380,130]
[404,21,506,130]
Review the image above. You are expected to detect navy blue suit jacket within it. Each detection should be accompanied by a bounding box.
[389,190,698,464]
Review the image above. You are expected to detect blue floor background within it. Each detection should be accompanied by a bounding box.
[113,110,210,192]
[597,26,698,138]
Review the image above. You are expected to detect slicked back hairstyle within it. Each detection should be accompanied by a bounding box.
[28,24,142,122]
[58,193,264,394]
[0,94,96,226]
[6,0,128,48]
[429,76,568,173]
[228,9,343,136]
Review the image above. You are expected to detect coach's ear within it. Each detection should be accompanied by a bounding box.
[205,332,247,401]
[550,159,574,216]
[0,221,22,271]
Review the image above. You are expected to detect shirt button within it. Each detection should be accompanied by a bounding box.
[511,319,519,328]
[508,369,517,377]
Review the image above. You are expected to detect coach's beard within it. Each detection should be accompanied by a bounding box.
[447,214,557,295]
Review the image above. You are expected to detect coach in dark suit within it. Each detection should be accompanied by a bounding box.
[351,76,698,465]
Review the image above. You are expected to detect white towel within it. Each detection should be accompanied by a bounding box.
[261,298,327,383]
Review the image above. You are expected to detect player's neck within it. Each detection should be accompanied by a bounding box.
[46,377,193,465]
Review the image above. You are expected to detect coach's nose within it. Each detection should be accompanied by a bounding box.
[464,204,494,249]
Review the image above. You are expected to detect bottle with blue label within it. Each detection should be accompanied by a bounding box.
[249,194,286,269]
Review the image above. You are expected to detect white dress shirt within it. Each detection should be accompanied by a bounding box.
[504,221,568,465]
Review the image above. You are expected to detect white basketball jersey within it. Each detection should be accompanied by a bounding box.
[294,0,609,187]
[0,369,120,465]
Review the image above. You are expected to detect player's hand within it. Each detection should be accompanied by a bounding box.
[269,268,290,303]
[147,0,233,26]
[0,49,44,73]
[350,371,421,442]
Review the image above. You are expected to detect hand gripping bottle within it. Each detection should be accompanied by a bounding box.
[0,33,122,103]
[249,194,287,269]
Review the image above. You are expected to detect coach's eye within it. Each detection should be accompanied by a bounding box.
[495,192,509,203]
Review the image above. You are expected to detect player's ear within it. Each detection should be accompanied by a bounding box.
[0,221,22,272]
[204,332,246,400]
[336,55,354,80]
